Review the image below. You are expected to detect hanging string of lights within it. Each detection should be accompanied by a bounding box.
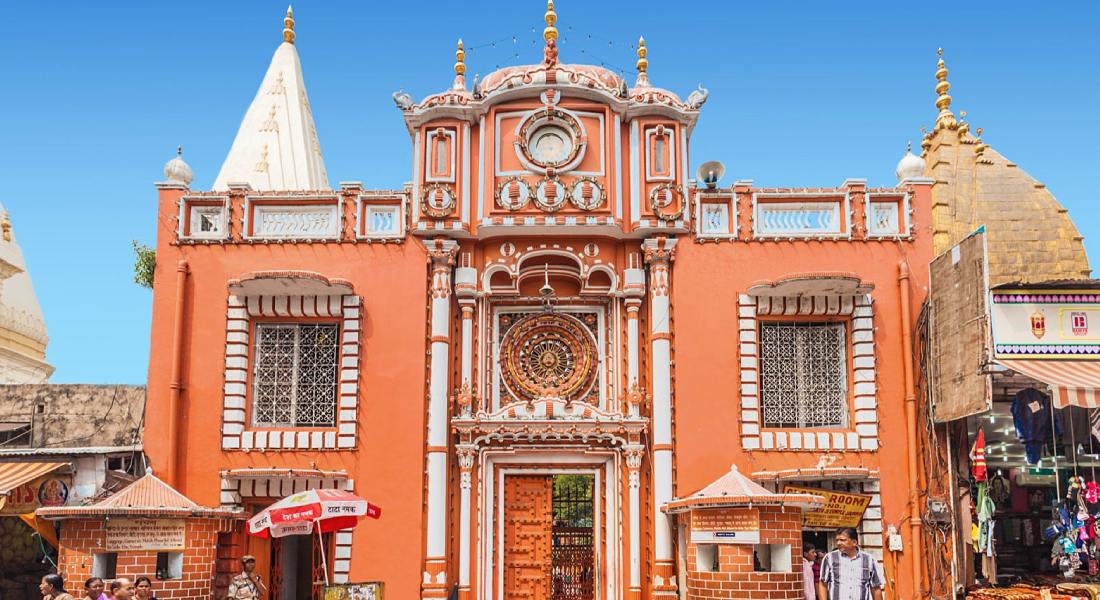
[459,25,637,76]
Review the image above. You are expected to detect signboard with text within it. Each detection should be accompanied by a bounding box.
[689,508,760,544]
[990,288,1100,359]
[785,485,871,529]
[323,582,384,600]
[105,519,186,552]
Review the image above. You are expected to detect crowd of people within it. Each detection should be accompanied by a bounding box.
[38,574,160,600]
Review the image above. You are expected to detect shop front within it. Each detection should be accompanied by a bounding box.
[0,462,69,600]
[956,281,1100,598]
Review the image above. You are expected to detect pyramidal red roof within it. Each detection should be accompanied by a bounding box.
[663,465,824,513]
[37,473,239,519]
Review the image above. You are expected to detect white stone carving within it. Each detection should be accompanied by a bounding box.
[249,203,340,240]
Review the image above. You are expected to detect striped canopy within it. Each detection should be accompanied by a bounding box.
[997,359,1100,408]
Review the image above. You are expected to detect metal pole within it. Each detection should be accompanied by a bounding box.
[315,520,330,586]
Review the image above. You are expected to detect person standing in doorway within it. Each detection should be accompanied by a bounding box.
[817,528,885,600]
[228,555,267,600]
[802,542,818,600]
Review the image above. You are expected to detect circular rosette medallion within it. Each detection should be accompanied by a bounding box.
[422,183,456,218]
[534,177,568,212]
[649,182,684,221]
[499,312,599,403]
[569,177,605,211]
[495,177,531,211]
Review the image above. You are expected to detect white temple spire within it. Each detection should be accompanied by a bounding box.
[212,7,329,191]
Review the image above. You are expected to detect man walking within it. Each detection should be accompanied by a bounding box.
[817,528,885,600]
[228,555,267,600]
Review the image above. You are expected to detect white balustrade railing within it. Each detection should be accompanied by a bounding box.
[755,201,842,236]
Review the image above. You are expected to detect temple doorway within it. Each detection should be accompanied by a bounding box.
[503,473,595,600]
[270,532,331,600]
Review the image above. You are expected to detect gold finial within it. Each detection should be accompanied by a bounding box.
[283,6,295,44]
[544,1,558,43]
[1,211,10,243]
[975,127,992,164]
[958,110,975,143]
[455,39,466,76]
[636,37,648,73]
[934,48,956,130]
[920,126,931,157]
[453,39,467,90]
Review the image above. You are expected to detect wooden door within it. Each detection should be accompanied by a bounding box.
[503,475,553,600]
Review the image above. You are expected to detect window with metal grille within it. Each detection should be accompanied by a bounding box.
[251,323,339,427]
[759,321,848,428]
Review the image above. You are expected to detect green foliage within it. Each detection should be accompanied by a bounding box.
[132,240,156,289]
[552,474,594,527]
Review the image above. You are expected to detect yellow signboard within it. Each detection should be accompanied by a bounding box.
[785,485,871,529]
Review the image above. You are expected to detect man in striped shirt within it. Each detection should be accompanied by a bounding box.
[816,528,885,600]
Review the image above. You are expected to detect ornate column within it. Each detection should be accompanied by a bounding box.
[624,443,645,600]
[456,444,477,600]
[454,261,478,415]
[643,236,678,597]
[423,238,458,599]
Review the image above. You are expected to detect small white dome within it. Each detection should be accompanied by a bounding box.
[164,146,194,186]
[895,143,926,182]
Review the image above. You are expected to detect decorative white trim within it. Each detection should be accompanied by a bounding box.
[643,125,676,182]
[494,110,605,177]
[178,195,230,241]
[478,450,620,600]
[242,195,342,241]
[695,193,737,239]
[864,192,912,239]
[738,293,878,451]
[425,128,457,183]
[356,195,405,239]
[221,293,362,451]
[751,192,851,239]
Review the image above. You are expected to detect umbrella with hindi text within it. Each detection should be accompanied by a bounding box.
[248,489,381,584]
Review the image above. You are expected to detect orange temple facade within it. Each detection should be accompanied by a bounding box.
[141,5,932,599]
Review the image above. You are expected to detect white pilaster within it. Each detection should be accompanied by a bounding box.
[625,444,644,594]
[423,238,458,598]
[643,237,678,596]
[457,445,476,593]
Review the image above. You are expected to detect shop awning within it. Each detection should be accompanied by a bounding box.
[997,359,1100,408]
[0,462,67,497]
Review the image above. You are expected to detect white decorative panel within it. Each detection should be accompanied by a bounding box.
[755,201,842,236]
[868,202,900,235]
[244,196,341,240]
[699,203,731,236]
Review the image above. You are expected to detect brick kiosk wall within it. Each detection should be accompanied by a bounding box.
[56,518,220,599]
[679,507,804,600]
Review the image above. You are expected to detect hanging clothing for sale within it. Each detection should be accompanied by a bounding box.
[1012,387,1062,465]
[975,481,997,581]
[971,428,988,482]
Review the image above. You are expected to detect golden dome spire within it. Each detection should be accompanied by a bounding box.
[544,1,558,43]
[934,48,957,130]
[635,36,650,87]
[453,39,467,90]
[283,6,295,45]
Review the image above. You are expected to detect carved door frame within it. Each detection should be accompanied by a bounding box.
[480,449,620,600]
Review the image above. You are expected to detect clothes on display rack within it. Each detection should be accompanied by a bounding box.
[1013,388,1063,465]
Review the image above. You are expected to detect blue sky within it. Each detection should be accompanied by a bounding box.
[1,2,1097,383]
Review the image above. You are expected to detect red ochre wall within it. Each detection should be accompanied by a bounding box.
[672,190,932,597]
[56,519,218,599]
[143,188,429,598]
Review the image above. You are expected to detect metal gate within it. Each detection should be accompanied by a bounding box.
[551,475,594,600]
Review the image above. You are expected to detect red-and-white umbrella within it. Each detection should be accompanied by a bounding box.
[248,489,381,585]
[248,489,381,538]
